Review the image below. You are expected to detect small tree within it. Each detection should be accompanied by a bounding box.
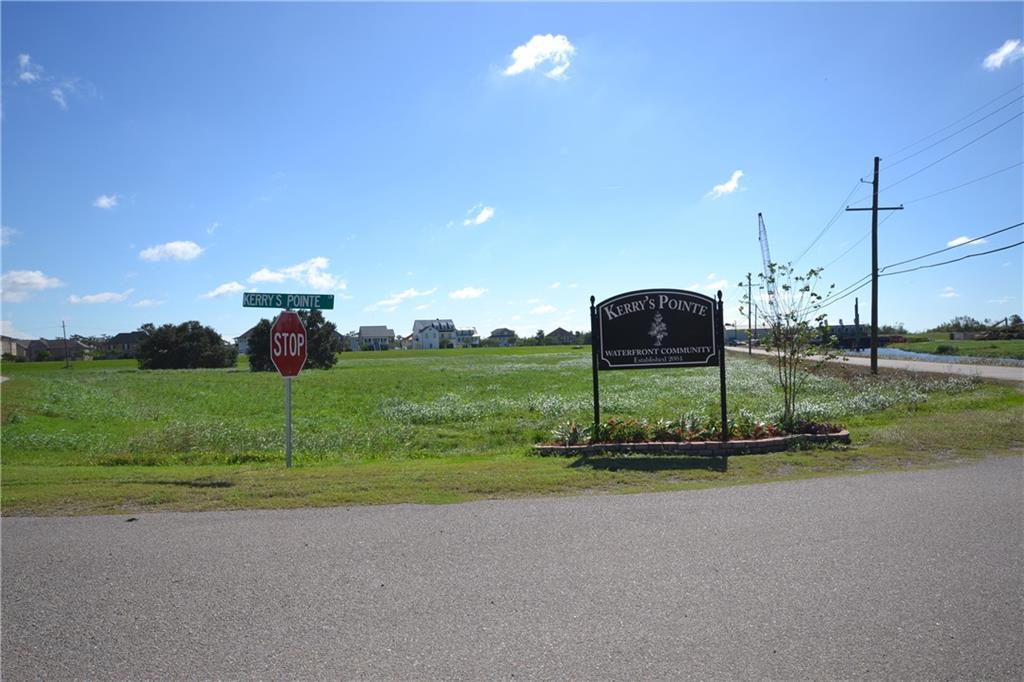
[741,263,836,430]
[246,310,340,371]
[299,309,340,369]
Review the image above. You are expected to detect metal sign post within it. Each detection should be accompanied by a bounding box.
[270,310,308,468]
[591,288,729,442]
[284,376,293,468]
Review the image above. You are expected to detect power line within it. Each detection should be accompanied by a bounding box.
[884,82,1024,158]
[883,95,1024,169]
[821,211,899,269]
[805,219,1023,314]
[903,161,1024,205]
[850,110,1023,205]
[879,111,1023,195]
[880,240,1024,277]
[792,179,864,265]
[880,221,1024,271]
[815,278,872,313]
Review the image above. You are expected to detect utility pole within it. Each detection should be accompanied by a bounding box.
[854,298,861,350]
[61,320,70,369]
[747,272,753,355]
[846,156,903,374]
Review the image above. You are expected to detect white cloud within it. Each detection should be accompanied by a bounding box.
[0,270,63,303]
[51,87,67,110]
[687,276,729,293]
[415,303,431,311]
[939,287,959,299]
[207,221,221,235]
[946,236,987,247]
[504,34,576,79]
[449,286,488,300]
[140,240,204,262]
[983,39,1024,70]
[568,283,578,288]
[133,298,164,308]
[551,282,561,289]
[247,257,345,291]
[0,320,33,339]
[707,170,744,199]
[201,281,246,299]
[375,287,438,307]
[249,268,287,283]
[93,194,119,209]
[17,54,42,83]
[463,205,495,226]
[530,304,557,315]
[1,226,19,246]
[68,289,134,305]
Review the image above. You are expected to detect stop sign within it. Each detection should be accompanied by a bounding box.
[270,311,307,377]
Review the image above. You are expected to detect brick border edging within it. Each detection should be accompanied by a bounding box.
[533,430,850,457]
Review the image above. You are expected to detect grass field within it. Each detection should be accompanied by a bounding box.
[890,335,1024,360]
[2,347,1022,515]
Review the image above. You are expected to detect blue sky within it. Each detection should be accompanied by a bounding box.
[2,2,1022,342]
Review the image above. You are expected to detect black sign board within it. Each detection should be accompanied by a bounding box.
[589,288,729,442]
[595,289,718,370]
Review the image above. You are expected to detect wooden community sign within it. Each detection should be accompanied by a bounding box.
[590,288,729,441]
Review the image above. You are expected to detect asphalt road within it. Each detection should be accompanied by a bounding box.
[726,346,1024,383]
[3,458,1022,680]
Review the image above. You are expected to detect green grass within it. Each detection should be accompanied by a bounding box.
[890,335,1024,360]
[2,347,1021,515]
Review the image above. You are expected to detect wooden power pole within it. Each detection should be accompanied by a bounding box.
[846,156,903,374]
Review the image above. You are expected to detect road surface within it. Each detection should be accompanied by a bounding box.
[3,458,1022,680]
[727,345,1024,383]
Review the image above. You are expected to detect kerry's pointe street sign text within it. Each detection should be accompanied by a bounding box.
[595,289,719,370]
[243,292,334,310]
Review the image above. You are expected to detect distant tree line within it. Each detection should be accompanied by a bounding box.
[926,314,1023,333]
[138,321,238,370]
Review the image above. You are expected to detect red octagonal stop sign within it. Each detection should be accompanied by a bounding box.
[271,311,307,377]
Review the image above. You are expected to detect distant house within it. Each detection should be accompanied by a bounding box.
[358,325,395,351]
[234,325,259,355]
[545,327,575,345]
[455,328,480,348]
[105,331,147,358]
[1,336,29,359]
[411,319,479,349]
[488,328,517,347]
[27,338,92,362]
[411,319,456,350]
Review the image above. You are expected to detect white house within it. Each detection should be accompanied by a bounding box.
[410,319,479,349]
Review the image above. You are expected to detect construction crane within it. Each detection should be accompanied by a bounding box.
[758,212,780,319]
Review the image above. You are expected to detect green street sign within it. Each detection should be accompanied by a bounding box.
[242,292,335,310]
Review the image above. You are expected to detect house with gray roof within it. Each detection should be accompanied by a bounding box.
[358,325,395,351]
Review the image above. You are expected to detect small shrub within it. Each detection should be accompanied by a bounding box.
[934,344,958,355]
[551,420,588,446]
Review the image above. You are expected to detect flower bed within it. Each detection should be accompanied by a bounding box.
[534,430,850,457]
[535,416,849,457]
